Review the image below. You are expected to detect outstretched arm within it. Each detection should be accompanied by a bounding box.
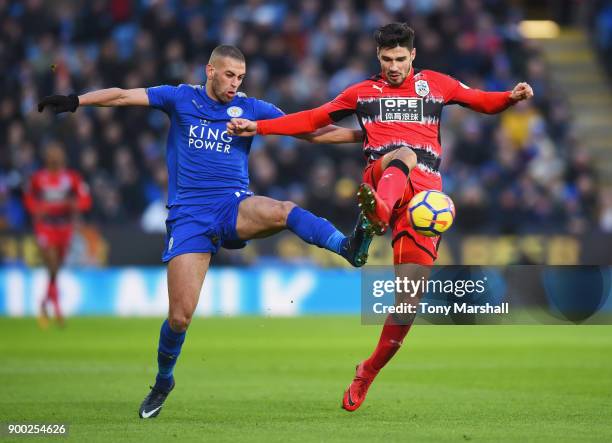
[256,105,335,135]
[38,88,149,114]
[78,88,149,107]
[229,85,359,137]
[299,126,364,144]
[227,119,363,144]
[227,105,342,137]
[448,81,534,114]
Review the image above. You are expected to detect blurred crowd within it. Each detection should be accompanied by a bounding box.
[0,0,610,235]
[592,1,612,75]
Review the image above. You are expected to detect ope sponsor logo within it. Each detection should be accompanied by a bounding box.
[379,97,423,122]
[188,125,233,153]
[383,98,420,108]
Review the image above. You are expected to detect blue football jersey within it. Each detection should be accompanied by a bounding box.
[146,84,283,205]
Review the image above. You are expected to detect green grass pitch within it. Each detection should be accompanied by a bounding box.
[1,317,611,442]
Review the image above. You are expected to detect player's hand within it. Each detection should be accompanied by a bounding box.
[510,82,534,101]
[227,118,257,137]
[38,94,80,113]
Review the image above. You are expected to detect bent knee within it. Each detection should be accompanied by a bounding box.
[168,313,192,332]
[394,147,417,169]
[272,200,296,227]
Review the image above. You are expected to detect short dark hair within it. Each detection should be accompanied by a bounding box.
[209,45,245,64]
[374,23,415,50]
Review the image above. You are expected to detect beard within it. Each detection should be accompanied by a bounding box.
[214,87,230,103]
[386,71,407,85]
[209,77,231,103]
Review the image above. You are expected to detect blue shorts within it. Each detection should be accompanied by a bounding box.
[162,191,253,262]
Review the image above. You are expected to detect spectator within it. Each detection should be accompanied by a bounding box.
[0,0,602,238]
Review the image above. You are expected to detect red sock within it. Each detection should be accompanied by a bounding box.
[363,314,413,374]
[377,159,410,210]
[47,279,63,321]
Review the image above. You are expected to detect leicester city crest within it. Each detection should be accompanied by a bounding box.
[415,80,430,97]
[227,106,243,118]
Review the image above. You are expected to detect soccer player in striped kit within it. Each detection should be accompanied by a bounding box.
[228,23,534,411]
[24,142,92,327]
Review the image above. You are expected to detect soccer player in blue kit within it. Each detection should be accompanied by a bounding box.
[38,45,372,418]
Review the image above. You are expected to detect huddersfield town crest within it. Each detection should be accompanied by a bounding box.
[415,80,430,97]
[227,106,243,118]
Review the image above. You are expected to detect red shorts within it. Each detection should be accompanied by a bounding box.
[363,159,441,265]
[34,223,73,257]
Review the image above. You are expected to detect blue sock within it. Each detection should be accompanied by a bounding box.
[155,319,186,391]
[286,206,346,254]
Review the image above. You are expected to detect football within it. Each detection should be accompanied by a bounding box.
[408,190,456,237]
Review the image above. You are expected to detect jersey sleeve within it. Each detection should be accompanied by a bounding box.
[146,85,179,113]
[253,99,285,120]
[256,84,359,136]
[320,84,359,121]
[436,72,515,114]
[71,171,92,212]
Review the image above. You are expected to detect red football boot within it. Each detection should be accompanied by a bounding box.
[342,362,378,412]
[357,183,390,235]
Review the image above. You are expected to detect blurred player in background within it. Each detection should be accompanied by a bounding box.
[38,45,372,418]
[228,23,534,411]
[24,142,92,328]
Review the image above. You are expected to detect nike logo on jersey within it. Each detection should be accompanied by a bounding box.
[372,84,384,93]
[140,406,161,418]
[191,99,203,109]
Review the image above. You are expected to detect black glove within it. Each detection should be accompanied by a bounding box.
[38,94,80,113]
